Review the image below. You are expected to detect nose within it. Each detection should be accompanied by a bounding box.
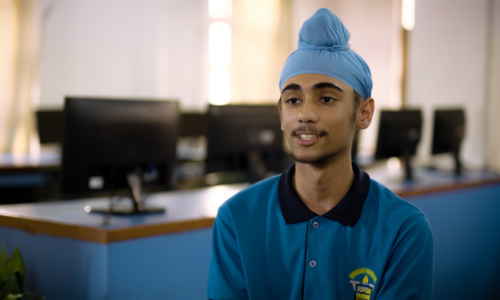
[297,98,319,123]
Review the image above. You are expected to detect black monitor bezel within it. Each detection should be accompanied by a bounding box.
[60,97,179,199]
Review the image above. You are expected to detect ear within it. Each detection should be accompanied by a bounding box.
[356,98,375,130]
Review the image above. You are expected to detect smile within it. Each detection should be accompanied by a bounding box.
[298,134,321,140]
[294,132,324,146]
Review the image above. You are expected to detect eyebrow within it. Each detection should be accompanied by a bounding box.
[281,82,345,94]
[313,82,345,94]
[281,83,301,93]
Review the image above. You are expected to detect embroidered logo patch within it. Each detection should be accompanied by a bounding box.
[349,268,377,300]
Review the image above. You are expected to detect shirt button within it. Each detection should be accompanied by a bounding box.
[309,260,317,268]
[312,222,319,228]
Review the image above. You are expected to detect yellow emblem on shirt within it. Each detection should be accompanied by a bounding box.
[349,268,377,300]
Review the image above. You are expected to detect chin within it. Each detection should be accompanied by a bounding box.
[292,147,349,165]
[292,151,336,165]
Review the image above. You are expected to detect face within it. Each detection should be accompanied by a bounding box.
[279,73,362,165]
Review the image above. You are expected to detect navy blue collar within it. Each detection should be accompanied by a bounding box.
[278,161,371,227]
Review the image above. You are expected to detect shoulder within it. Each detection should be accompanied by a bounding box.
[217,174,281,220]
[367,182,434,299]
[364,179,433,261]
[367,179,432,235]
[369,179,428,218]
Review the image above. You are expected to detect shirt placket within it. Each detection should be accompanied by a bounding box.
[302,216,323,300]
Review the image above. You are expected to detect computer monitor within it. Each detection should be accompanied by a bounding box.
[61,97,179,214]
[179,112,208,137]
[35,109,64,144]
[431,109,466,175]
[374,109,423,180]
[206,104,284,183]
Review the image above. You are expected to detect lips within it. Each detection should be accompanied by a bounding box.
[294,131,324,146]
[298,134,320,140]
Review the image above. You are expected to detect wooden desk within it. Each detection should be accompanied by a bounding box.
[0,184,246,243]
[0,169,499,300]
[0,184,247,300]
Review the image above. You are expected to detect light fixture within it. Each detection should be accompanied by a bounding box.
[209,0,232,19]
[209,69,231,105]
[208,0,232,105]
[209,22,231,68]
[401,0,415,30]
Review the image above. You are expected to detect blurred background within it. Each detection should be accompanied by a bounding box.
[0,0,499,299]
[1,0,499,170]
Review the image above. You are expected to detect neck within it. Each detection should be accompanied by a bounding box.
[293,152,354,215]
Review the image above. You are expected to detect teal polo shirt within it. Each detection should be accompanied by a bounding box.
[207,162,434,300]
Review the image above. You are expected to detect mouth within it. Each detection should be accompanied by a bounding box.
[297,134,321,140]
[294,131,324,145]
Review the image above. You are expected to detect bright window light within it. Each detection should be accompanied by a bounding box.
[209,0,232,19]
[209,22,231,68]
[209,69,231,105]
[402,0,415,30]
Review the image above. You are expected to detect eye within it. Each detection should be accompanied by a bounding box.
[320,96,337,103]
[286,98,300,104]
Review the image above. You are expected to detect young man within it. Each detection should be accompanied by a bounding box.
[208,8,433,300]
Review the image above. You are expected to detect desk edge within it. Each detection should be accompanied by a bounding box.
[0,215,108,243]
[0,214,215,244]
[1,178,499,243]
[397,177,500,198]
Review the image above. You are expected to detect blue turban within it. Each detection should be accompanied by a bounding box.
[279,8,373,100]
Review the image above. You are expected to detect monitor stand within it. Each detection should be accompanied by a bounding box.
[402,149,414,181]
[88,173,165,215]
[247,151,267,183]
[453,148,462,176]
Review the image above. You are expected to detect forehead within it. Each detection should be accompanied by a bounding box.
[281,73,353,94]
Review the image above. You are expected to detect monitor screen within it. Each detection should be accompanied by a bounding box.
[61,97,179,206]
[179,112,208,138]
[36,109,64,144]
[374,109,423,180]
[431,109,466,174]
[206,104,284,182]
[431,109,465,155]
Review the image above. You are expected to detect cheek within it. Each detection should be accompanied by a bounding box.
[282,112,296,129]
[324,113,353,133]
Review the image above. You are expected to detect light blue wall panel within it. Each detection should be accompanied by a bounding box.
[0,226,108,300]
[108,227,213,300]
[408,184,500,300]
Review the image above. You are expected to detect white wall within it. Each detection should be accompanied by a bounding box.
[156,0,210,111]
[0,0,19,151]
[39,0,209,111]
[407,0,489,168]
[487,0,500,170]
[230,0,291,103]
